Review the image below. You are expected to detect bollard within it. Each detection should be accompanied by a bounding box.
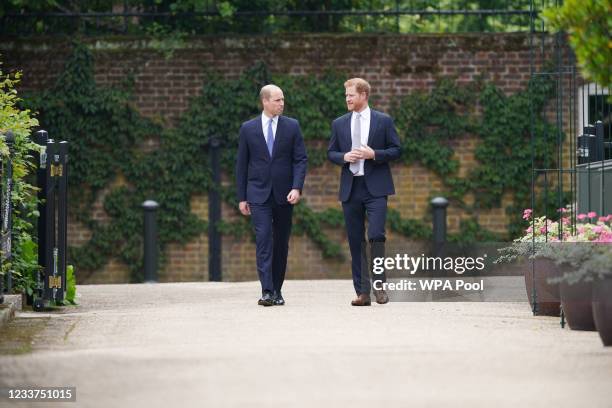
[208,137,222,282]
[431,197,449,260]
[142,200,159,283]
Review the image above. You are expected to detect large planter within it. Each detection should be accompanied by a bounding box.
[525,258,560,316]
[560,280,596,331]
[592,278,612,346]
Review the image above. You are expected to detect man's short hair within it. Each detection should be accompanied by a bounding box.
[260,84,281,101]
[344,78,371,98]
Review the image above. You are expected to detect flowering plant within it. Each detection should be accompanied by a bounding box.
[496,207,612,283]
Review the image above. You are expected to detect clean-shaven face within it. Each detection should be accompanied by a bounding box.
[263,88,285,117]
[345,85,367,112]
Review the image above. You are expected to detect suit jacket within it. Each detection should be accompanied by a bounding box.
[236,115,308,205]
[327,109,401,202]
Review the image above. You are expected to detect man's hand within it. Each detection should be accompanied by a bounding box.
[344,151,360,163]
[287,189,301,205]
[239,201,250,216]
[355,144,375,160]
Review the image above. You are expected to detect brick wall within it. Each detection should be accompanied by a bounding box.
[0,33,576,283]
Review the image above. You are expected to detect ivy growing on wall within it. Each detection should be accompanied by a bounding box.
[22,43,560,280]
[391,73,560,238]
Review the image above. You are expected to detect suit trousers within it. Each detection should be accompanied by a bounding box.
[249,191,293,294]
[342,176,388,295]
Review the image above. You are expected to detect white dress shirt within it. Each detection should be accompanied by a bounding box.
[261,112,278,142]
[351,106,370,176]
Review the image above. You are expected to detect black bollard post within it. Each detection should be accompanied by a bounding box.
[142,200,159,283]
[431,197,449,260]
[208,137,222,282]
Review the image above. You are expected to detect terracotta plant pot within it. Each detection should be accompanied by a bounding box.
[560,280,595,331]
[524,258,560,316]
[592,278,612,346]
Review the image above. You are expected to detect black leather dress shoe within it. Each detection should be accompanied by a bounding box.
[258,291,274,306]
[272,291,285,306]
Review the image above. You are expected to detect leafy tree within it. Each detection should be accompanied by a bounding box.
[543,0,612,88]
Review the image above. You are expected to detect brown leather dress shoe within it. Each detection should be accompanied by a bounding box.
[351,294,371,306]
[373,289,389,304]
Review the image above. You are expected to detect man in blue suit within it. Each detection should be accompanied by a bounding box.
[236,84,308,306]
[328,78,401,306]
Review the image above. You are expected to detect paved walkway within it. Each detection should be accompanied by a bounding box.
[0,280,611,407]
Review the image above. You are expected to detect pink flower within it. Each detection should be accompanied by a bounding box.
[522,209,532,220]
[539,226,548,234]
[606,215,612,222]
[588,211,597,218]
[577,214,587,221]
[525,226,533,233]
[562,217,570,225]
[599,217,607,223]
[557,207,568,213]
[592,226,604,234]
[596,232,612,242]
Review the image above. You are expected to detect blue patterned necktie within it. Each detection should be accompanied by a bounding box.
[266,118,274,157]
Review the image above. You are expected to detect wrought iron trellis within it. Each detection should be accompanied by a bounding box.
[1,3,542,36]
[528,0,611,325]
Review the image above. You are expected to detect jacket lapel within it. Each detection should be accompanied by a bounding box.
[367,109,379,146]
[271,116,284,159]
[343,113,352,148]
[257,116,271,160]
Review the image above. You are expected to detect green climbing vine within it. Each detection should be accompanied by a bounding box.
[391,73,561,239]
[22,42,561,280]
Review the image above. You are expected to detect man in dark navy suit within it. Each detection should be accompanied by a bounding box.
[328,78,401,306]
[236,84,307,306]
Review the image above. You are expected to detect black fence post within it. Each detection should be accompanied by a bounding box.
[33,137,69,311]
[431,197,449,259]
[208,136,222,282]
[43,139,57,304]
[34,130,48,306]
[56,141,68,303]
[142,200,159,283]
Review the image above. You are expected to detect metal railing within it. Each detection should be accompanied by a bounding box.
[1,7,543,36]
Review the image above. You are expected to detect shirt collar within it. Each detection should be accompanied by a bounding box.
[262,112,277,123]
[353,106,370,120]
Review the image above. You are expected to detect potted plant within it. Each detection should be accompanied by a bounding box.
[539,214,612,333]
[496,208,569,316]
[591,250,612,346]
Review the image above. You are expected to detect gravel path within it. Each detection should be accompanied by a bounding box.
[0,280,610,407]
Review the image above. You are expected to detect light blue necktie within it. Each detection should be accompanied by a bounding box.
[350,112,361,174]
[266,118,274,157]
